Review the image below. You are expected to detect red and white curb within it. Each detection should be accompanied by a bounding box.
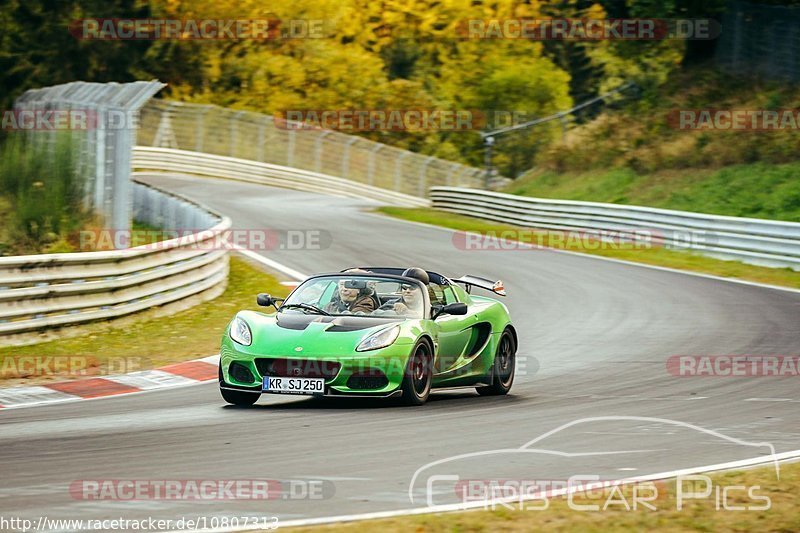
[0,354,219,410]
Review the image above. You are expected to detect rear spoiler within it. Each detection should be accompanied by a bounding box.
[452,275,506,296]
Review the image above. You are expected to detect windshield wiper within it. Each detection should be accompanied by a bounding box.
[280,303,331,316]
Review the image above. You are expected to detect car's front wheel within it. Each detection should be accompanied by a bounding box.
[219,365,259,406]
[477,329,516,396]
[400,340,433,406]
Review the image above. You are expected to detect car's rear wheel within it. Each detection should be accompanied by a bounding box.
[477,329,516,396]
[400,340,433,406]
[219,365,259,406]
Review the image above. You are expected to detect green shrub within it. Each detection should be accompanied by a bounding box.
[0,133,88,254]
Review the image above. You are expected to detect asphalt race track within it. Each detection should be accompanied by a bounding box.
[2,174,800,528]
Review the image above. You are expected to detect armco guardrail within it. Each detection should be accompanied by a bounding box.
[0,181,230,342]
[132,146,431,208]
[431,187,800,270]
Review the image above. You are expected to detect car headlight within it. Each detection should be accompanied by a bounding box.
[229,317,252,346]
[357,325,401,352]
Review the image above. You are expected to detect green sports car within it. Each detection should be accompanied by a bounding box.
[219,267,517,406]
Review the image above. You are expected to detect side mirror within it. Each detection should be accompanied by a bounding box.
[433,302,468,319]
[257,293,284,310]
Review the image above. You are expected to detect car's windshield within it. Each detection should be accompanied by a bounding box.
[282,276,425,318]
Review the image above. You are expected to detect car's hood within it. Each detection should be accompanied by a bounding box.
[275,312,397,332]
[238,310,405,356]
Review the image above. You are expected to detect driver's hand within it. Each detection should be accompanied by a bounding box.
[393,302,409,314]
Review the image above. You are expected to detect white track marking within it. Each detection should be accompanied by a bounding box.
[745,397,796,402]
[233,247,307,281]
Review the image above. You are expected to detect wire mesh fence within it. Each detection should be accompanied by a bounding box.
[138,100,486,197]
[716,1,800,82]
[479,83,636,179]
[13,81,166,232]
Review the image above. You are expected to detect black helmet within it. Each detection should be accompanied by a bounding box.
[402,267,429,285]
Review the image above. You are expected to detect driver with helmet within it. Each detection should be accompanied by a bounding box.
[391,267,429,315]
[371,267,431,316]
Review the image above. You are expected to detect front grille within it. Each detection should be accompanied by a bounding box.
[347,370,389,390]
[255,358,341,380]
[229,362,255,384]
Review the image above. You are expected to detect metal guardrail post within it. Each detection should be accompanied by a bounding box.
[111,107,133,231]
[445,165,456,186]
[315,131,330,173]
[482,136,494,189]
[230,111,245,158]
[195,107,207,153]
[419,157,434,197]
[257,117,267,162]
[153,102,178,149]
[341,137,358,179]
[368,144,383,187]
[394,151,409,193]
[287,129,296,168]
[94,107,107,215]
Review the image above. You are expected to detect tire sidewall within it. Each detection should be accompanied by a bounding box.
[401,339,433,405]
[494,330,516,392]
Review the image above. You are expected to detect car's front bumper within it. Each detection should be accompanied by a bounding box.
[220,337,414,396]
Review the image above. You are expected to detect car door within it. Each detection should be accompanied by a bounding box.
[432,285,476,374]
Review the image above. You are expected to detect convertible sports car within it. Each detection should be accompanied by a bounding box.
[219,267,517,406]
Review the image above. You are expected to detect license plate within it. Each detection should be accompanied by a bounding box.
[262,376,325,395]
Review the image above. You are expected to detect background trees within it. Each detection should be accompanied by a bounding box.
[0,0,789,176]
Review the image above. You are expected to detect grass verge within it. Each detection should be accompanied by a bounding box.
[0,256,289,386]
[507,162,800,223]
[377,207,800,289]
[286,462,800,532]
